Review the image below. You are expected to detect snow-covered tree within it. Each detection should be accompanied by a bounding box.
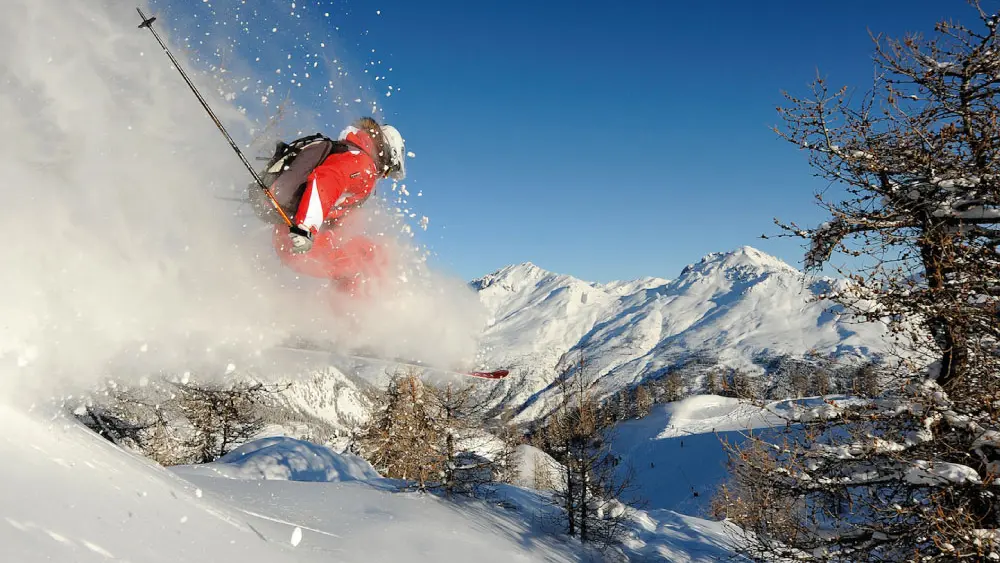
[773,1,1000,398]
[719,4,1000,560]
[76,377,288,466]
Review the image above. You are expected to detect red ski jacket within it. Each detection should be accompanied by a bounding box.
[293,127,381,234]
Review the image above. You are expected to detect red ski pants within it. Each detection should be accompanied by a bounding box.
[272,224,386,296]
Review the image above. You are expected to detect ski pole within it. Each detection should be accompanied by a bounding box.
[135,7,296,229]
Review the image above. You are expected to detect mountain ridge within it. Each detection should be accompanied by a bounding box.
[471,246,893,422]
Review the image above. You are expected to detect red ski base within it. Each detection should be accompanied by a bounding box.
[273,346,510,380]
[464,370,510,380]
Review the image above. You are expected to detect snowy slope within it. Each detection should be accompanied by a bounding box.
[473,247,894,421]
[0,405,584,562]
[606,394,854,518]
[0,403,747,562]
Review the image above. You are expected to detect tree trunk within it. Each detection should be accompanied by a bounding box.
[565,461,575,537]
[920,237,968,390]
[579,460,588,542]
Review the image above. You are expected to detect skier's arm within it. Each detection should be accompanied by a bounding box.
[293,161,348,234]
[335,168,378,210]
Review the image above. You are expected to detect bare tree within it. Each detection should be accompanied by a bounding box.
[705,369,723,395]
[660,371,685,403]
[729,369,759,401]
[809,368,831,397]
[426,379,513,496]
[633,384,653,418]
[720,3,1000,560]
[488,418,525,486]
[528,450,558,491]
[354,367,524,496]
[539,352,641,551]
[852,361,883,398]
[76,385,162,452]
[788,364,812,398]
[76,377,270,466]
[176,379,287,464]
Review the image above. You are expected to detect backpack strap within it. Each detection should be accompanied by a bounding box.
[253,134,380,226]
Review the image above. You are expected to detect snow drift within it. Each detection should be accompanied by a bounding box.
[174,436,379,482]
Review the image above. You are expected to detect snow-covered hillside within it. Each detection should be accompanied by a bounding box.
[473,246,894,421]
[606,394,831,517]
[0,403,744,562]
[0,405,577,562]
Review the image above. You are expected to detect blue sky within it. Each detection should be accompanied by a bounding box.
[153,0,970,282]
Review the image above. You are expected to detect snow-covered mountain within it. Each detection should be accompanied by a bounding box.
[473,246,893,421]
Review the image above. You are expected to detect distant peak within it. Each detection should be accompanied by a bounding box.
[680,246,799,279]
[470,261,554,291]
[494,261,549,278]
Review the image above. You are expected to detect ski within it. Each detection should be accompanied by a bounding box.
[275,346,510,380]
[336,350,510,380]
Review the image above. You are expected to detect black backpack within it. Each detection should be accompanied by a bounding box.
[248,133,370,225]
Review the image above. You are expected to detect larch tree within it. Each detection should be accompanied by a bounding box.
[633,384,654,418]
[175,379,285,464]
[425,378,515,496]
[354,369,444,488]
[540,353,640,551]
[718,3,1000,560]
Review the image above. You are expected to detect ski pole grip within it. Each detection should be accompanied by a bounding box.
[289,225,310,238]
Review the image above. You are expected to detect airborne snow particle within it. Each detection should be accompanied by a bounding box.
[291,527,303,546]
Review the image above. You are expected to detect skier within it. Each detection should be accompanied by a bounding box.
[251,116,406,298]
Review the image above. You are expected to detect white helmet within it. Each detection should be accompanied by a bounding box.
[380,124,406,180]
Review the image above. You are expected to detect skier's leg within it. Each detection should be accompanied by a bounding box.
[273,225,388,293]
[327,234,388,299]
